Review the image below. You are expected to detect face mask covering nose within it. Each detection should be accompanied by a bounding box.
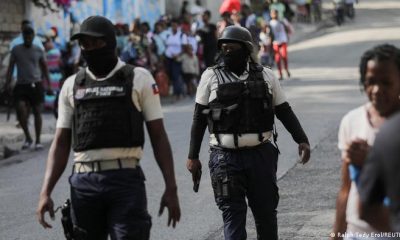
[81,46,118,77]
[222,47,249,75]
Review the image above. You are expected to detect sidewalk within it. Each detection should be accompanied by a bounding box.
[0,111,56,159]
[277,129,340,239]
[0,115,25,158]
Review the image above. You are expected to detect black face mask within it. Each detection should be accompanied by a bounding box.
[81,46,118,77]
[222,48,249,75]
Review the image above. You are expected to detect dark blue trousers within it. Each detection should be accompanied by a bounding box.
[209,142,279,240]
[166,57,183,96]
[69,167,151,240]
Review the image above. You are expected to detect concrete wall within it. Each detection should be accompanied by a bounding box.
[0,0,25,34]
[165,0,222,22]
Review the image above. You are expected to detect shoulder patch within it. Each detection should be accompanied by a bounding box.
[152,83,160,95]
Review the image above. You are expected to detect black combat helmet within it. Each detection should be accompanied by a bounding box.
[217,25,254,53]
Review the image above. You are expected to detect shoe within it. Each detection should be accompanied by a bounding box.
[278,76,283,81]
[34,143,44,150]
[287,71,291,78]
[21,140,32,150]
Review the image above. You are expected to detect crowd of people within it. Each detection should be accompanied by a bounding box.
[1,0,318,152]
[4,0,329,107]
[3,1,400,239]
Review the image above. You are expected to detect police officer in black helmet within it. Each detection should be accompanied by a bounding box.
[186,25,310,240]
[36,16,181,239]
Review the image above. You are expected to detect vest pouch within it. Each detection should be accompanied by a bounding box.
[216,82,244,101]
[208,102,240,133]
[247,80,267,99]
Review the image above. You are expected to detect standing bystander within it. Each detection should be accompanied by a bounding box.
[197,10,218,69]
[165,19,188,100]
[332,44,400,239]
[359,112,400,233]
[177,44,199,97]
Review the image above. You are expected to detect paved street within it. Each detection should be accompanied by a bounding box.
[1,0,400,239]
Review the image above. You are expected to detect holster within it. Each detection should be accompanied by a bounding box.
[212,159,230,199]
[211,155,247,201]
[61,199,87,240]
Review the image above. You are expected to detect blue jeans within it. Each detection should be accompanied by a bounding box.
[209,142,279,240]
[69,167,151,240]
[166,57,183,96]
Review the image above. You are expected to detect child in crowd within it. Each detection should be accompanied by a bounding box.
[177,44,199,97]
[259,23,274,67]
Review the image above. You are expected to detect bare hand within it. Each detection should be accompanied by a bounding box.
[186,159,202,183]
[186,159,201,183]
[158,189,181,228]
[344,138,370,167]
[36,195,55,228]
[298,143,311,164]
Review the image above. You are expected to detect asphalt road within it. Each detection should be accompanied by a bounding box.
[1,1,400,239]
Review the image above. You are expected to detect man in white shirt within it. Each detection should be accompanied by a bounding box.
[165,19,188,99]
[36,16,180,240]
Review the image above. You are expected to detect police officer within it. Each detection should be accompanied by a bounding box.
[36,16,181,240]
[186,26,310,240]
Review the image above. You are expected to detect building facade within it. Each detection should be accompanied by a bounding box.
[0,0,165,87]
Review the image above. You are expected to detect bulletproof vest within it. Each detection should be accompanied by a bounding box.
[207,62,274,146]
[72,64,144,152]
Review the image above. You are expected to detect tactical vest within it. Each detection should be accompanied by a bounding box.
[207,63,274,147]
[72,65,144,152]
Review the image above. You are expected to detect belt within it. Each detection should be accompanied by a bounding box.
[210,132,273,149]
[73,158,139,173]
[211,140,271,151]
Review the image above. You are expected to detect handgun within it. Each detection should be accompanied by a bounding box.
[193,168,202,193]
